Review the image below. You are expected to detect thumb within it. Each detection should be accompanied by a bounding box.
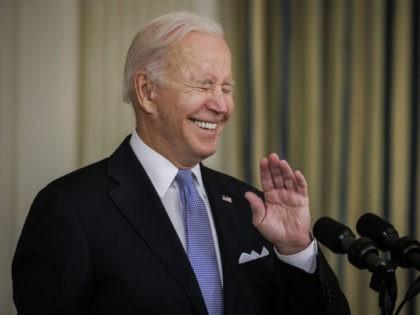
[244,191,266,225]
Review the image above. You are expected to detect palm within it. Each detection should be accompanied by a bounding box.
[245,154,311,255]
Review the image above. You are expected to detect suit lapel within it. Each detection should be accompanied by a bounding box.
[106,138,207,314]
[201,166,240,315]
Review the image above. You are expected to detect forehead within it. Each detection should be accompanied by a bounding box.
[167,32,232,80]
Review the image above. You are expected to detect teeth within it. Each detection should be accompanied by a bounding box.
[193,120,217,130]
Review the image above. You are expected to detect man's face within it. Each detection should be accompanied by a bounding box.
[145,32,234,168]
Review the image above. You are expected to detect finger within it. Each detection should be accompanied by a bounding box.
[259,158,274,192]
[268,153,285,189]
[295,170,308,195]
[244,191,266,225]
[279,159,296,190]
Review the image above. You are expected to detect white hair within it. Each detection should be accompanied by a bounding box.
[122,11,225,104]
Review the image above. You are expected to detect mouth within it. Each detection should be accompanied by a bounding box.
[192,119,217,130]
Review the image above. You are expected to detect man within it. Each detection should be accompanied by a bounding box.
[13,12,350,314]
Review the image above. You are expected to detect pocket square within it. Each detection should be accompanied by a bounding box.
[238,246,269,264]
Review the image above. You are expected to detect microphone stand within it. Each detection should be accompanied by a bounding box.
[395,275,420,315]
[368,262,397,315]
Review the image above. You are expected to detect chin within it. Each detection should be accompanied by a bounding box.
[196,147,217,161]
[189,138,218,160]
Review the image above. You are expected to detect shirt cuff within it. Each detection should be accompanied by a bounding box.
[274,240,318,274]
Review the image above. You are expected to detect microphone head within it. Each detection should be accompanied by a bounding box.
[356,212,399,250]
[313,216,355,254]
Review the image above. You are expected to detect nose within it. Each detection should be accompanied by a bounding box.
[206,85,233,115]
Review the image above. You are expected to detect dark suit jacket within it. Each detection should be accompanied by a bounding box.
[12,137,350,314]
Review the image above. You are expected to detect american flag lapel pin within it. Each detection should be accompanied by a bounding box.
[221,195,232,203]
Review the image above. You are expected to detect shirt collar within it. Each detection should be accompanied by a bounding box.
[129,131,206,198]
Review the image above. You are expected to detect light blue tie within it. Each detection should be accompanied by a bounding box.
[175,170,223,315]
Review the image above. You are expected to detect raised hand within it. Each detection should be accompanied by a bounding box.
[244,153,311,255]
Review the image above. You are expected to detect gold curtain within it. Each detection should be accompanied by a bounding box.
[221,0,420,314]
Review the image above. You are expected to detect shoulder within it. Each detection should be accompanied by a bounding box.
[41,136,135,198]
[27,158,113,218]
[46,158,112,195]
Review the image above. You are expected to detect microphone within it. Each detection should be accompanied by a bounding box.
[313,216,391,273]
[357,212,420,270]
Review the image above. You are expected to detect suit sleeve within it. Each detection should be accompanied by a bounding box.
[274,249,351,315]
[12,185,93,314]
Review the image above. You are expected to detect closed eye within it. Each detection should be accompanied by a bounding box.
[198,83,213,91]
[222,83,234,94]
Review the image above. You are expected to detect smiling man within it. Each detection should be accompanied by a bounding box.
[132,30,234,168]
[12,12,350,315]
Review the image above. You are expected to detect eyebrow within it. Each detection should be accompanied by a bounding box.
[223,80,235,86]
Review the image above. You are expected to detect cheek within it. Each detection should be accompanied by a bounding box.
[154,89,183,119]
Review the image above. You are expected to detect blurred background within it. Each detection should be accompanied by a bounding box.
[1,0,418,314]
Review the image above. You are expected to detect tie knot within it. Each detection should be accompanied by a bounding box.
[175,170,194,187]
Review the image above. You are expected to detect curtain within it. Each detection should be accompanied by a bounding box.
[221,0,420,314]
[0,1,80,314]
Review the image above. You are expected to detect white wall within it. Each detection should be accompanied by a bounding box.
[0,0,80,313]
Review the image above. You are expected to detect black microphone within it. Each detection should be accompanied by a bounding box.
[313,216,390,273]
[357,212,420,270]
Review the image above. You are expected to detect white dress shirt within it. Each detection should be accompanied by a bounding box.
[129,131,317,274]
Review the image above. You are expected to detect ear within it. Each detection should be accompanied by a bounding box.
[134,71,156,114]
